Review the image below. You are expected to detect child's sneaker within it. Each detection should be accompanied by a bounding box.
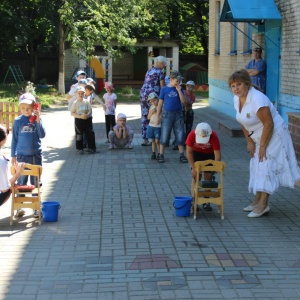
[86,149,98,154]
[109,145,114,150]
[15,209,25,218]
[151,153,156,160]
[77,150,84,155]
[33,210,42,218]
[127,144,133,149]
[203,203,212,211]
[158,154,165,163]
[156,153,161,160]
[105,139,109,143]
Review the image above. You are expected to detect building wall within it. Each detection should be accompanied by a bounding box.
[277,0,300,113]
[64,49,86,81]
[113,53,134,80]
[208,0,300,122]
[64,41,180,84]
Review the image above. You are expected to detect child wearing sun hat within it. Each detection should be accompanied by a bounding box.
[146,92,161,160]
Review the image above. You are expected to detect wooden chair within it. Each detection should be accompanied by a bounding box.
[193,160,226,220]
[10,164,42,225]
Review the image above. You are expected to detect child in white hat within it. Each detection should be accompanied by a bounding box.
[70,86,97,154]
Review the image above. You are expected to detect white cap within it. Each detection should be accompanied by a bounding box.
[117,113,127,120]
[147,92,158,101]
[19,93,36,105]
[86,77,95,84]
[195,122,212,144]
[76,86,85,92]
[186,80,195,86]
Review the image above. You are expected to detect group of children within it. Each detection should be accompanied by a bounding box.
[67,70,134,153]
[0,67,206,218]
[146,71,196,163]
[66,69,197,162]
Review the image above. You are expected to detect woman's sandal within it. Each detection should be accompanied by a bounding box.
[179,156,188,163]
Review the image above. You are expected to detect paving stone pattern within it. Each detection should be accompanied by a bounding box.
[0,101,300,299]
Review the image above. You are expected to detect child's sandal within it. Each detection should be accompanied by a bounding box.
[158,154,165,163]
[180,156,188,163]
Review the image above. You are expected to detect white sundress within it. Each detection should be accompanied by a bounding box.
[234,87,300,195]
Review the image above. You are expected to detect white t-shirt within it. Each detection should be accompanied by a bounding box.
[68,95,77,111]
[70,99,92,118]
[68,83,79,96]
[0,154,10,191]
[234,87,283,134]
[103,93,117,115]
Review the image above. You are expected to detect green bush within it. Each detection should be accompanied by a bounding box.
[120,86,133,95]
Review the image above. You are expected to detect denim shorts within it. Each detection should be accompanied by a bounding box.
[160,110,185,146]
[16,154,42,186]
[146,126,161,140]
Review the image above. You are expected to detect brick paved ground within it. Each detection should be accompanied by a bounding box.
[1,100,300,300]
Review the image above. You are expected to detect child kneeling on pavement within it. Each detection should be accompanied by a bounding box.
[108,113,134,149]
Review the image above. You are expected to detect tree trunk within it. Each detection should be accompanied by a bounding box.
[58,18,65,95]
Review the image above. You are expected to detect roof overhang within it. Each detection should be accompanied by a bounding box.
[220,0,282,22]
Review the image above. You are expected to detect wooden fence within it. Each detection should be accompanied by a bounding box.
[0,102,20,131]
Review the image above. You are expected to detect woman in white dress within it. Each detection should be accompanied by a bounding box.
[228,69,300,218]
[0,125,25,207]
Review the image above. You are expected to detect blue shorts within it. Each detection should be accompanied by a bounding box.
[16,154,42,186]
[160,110,185,146]
[146,126,161,140]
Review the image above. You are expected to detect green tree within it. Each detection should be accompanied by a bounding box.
[0,0,58,81]
[181,0,209,56]
[131,0,209,55]
[0,0,151,93]
[0,0,208,93]
[57,0,151,94]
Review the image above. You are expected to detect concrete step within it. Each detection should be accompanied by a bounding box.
[218,119,244,137]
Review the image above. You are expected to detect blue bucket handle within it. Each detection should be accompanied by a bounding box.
[43,202,61,209]
[173,200,191,210]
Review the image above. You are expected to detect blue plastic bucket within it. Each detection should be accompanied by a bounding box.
[173,196,192,217]
[42,201,61,222]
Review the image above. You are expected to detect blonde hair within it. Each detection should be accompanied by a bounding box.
[228,69,251,88]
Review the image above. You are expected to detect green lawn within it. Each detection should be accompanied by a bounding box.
[0,83,65,108]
